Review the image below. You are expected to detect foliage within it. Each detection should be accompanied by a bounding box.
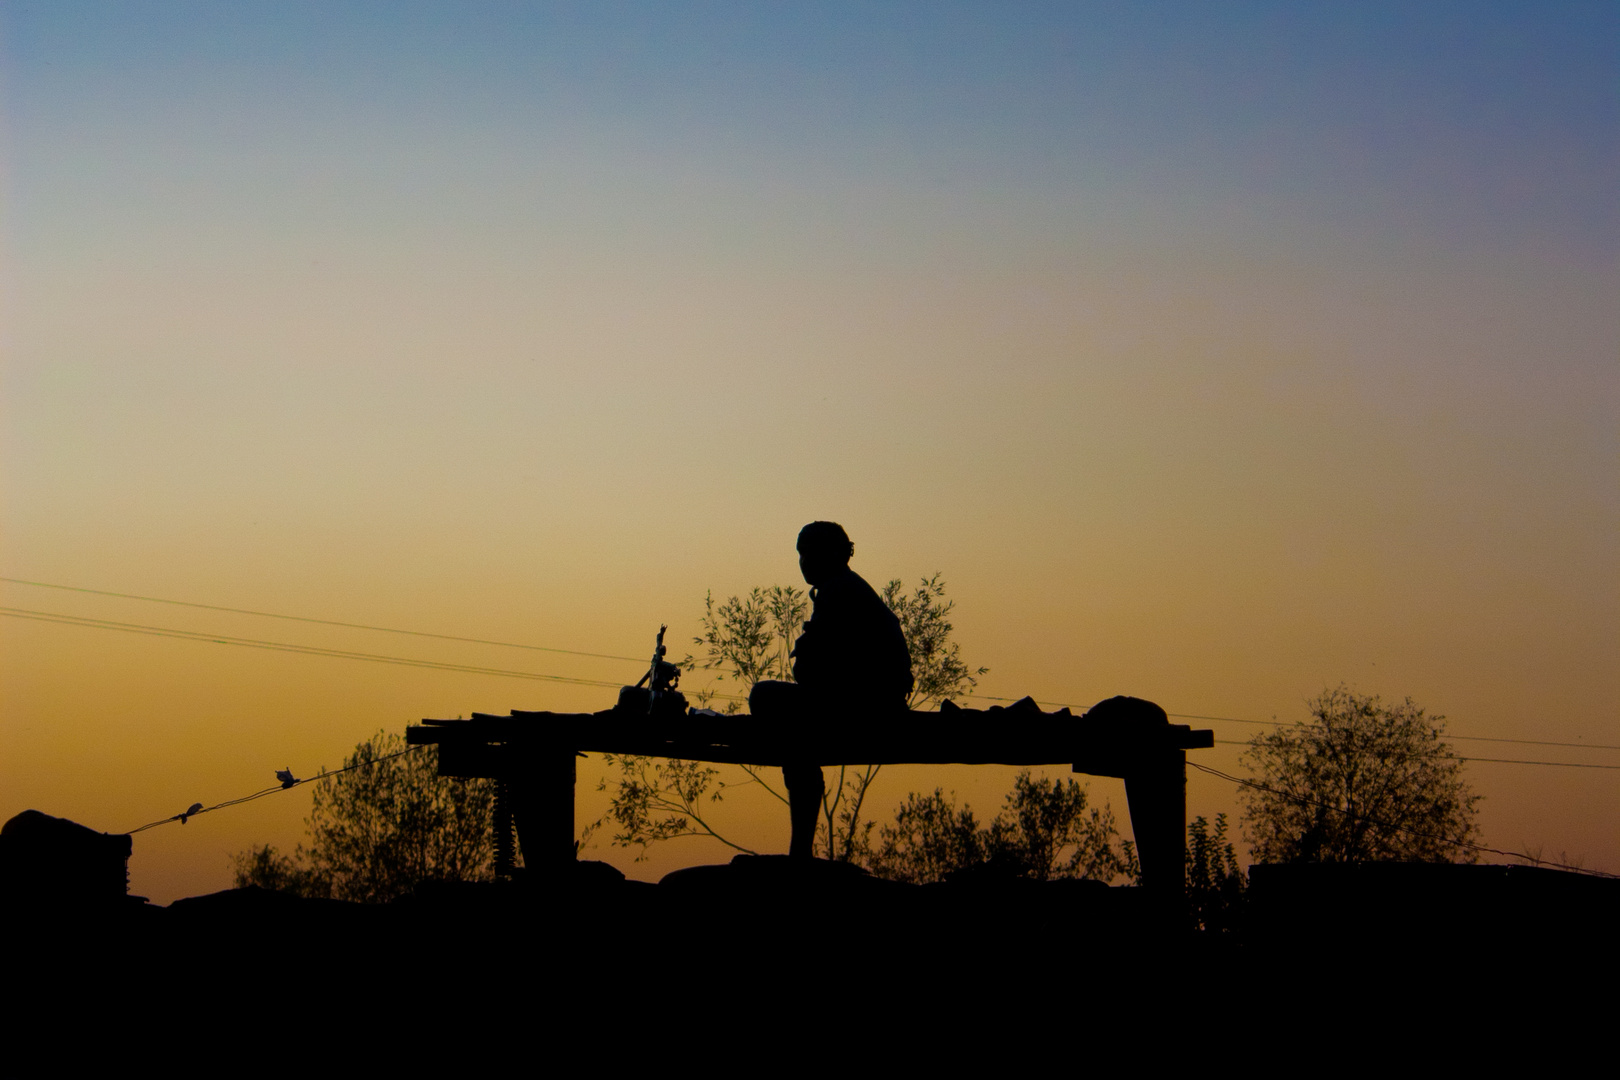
[595,753,756,859]
[865,771,1140,885]
[1240,685,1482,865]
[231,842,320,897]
[1185,814,1246,933]
[986,773,1139,882]
[881,573,988,710]
[685,586,808,712]
[232,731,498,902]
[861,788,983,884]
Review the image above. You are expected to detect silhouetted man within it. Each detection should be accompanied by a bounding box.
[750,522,913,858]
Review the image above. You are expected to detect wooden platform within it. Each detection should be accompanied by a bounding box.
[407,695,1213,896]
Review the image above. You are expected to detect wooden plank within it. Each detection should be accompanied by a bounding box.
[412,719,1214,769]
[436,741,513,779]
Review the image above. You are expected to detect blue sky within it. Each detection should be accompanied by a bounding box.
[6,1,1614,265]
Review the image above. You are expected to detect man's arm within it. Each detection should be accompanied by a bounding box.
[790,620,822,685]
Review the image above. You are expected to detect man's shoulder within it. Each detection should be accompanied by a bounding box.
[822,567,886,606]
[824,571,905,637]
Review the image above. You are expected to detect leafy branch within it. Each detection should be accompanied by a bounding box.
[882,574,988,709]
[594,753,759,859]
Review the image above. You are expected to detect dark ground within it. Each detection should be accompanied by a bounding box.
[13,857,1614,994]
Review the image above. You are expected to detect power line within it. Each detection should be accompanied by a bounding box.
[1437,733,1619,752]
[0,576,646,665]
[1182,711,1620,753]
[1171,712,1275,724]
[984,705,1620,757]
[0,608,629,690]
[1209,737,1620,769]
[967,693,1074,707]
[1457,756,1620,770]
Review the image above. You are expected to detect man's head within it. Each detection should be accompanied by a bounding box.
[797,521,853,586]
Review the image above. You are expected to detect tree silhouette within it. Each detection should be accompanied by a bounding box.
[1184,814,1246,932]
[882,574,987,710]
[233,731,497,901]
[1240,686,1481,864]
[685,585,808,711]
[864,772,1140,885]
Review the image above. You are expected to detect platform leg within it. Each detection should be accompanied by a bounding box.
[1124,748,1187,910]
[510,743,578,871]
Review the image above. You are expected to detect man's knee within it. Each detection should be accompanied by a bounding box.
[749,680,800,717]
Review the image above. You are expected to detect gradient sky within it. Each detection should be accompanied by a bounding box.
[2,1,1615,902]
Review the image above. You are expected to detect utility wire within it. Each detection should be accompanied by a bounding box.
[0,576,645,664]
[1208,737,1620,769]
[979,701,1620,754]
[1178,710,1620,752]
[0,608,629,690]
[1461,756,1620,769]
[126,746,423,834]
[967,693,1073,706]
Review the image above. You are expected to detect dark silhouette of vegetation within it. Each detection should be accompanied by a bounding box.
[864,771,1141,885]
[233,731,497,901]
[593,754,741,858]
[1241,685,1481,864]
[882,574,988,711]
[599,574,985,861]
[686,585,807,710]
[1185,814,1246,932]
[231,842,320,897]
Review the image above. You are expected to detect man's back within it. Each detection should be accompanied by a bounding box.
[791,566,913,708]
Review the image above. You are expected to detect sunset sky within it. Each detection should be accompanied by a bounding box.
[2,2,1615,903]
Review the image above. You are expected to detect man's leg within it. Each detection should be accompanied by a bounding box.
[783,763,824,859]
[750,680,824,859]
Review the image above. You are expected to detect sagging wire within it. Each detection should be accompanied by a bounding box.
[0,607,629,690]
[0,576,646,663]
[1209,737,1620,769]
[125,746,423,834]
